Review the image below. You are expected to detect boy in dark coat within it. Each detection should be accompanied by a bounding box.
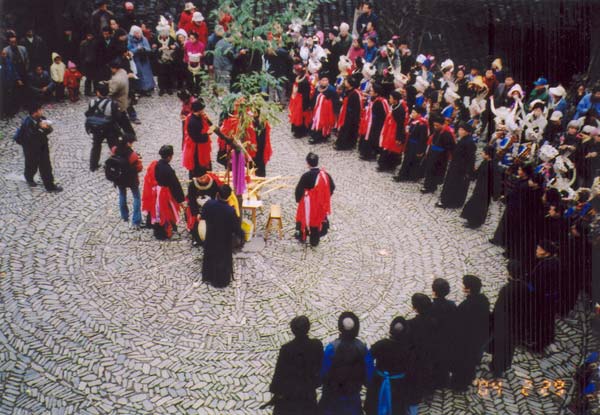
[461,146,495,228]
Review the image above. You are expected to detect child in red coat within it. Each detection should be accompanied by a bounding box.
[63,61,83,102]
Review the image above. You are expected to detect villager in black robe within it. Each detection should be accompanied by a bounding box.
[394,115,429,181]
[523,242,560,353]
[359,95,387,161]
[269,316,323,415]
[461,152,495,228]
[364,317,415,415]
[490,261,528,377]
[450,277,490,392]
[438,132,476,208]
[421,122,455,193]
[406,294,435,403]
[429,296,457,389]
[334,87,362,150]
[201,197,243,288]
[562,225,593,315]
[187,176,219,246]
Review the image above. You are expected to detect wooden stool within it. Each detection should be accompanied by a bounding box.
[265,204,283,239]
[242,199,263,237]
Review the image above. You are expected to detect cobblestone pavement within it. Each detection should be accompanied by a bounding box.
[0,94,592,414]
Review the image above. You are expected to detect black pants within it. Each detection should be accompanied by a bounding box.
[116,111,135,135]
[90,133,118,170]
[23,144,55,188]
[54,83,65,101]
[1,86,17,118]
[157,73,174,92]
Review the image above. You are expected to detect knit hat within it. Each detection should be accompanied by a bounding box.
[184,2,195,11]
[567,120,580,130]
[192,11,204,22]
[440,59,454,73]
[530,99,545,111]
[508,83,523,98]
[67,61,76,69]
[533,77,548,86]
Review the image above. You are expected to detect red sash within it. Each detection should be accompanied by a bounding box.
[295,170,331,236]
[182,114,212,171]
[311,93,336,136]
[337,89,362,128]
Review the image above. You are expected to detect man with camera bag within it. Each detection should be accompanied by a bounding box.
[85,83,121,171]
[14,102,62,192]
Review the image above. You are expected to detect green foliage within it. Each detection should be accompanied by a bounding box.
[201,0,332,143]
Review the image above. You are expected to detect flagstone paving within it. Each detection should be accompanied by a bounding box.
[0,94,593,414]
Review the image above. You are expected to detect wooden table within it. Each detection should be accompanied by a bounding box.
[241,199,263,236]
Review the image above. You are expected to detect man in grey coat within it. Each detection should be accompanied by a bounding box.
[108,58,134,135]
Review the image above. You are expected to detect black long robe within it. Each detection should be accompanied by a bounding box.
[335,89,361,150]
[422,128,455,192]
[439,135,476,208]
[490,279,528,376]
[359,98,386,160]
[450,293,490,391]
[364,335,415,415]
[526,255,560,353]
[406,313,435,402]
[429,298,457,389]
[269,335,324,415]
[201,199,242,288]
[396,120,428,181]
[461,159,494,227]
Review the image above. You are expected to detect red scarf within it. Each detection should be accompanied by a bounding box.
[337,89,362,128]
[364,96,389,143]
[381,100,409,153]
[182,113,212,171]
[311,91,336,136]
[295,169,332,237]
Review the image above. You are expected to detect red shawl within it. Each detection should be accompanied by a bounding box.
[246,122,273,163]
[295,169,332,237]
[289,76,312,128]
[337,89,362,128]
[141,160,180,228]
[381,100,409,153]
[182,113,212,171]
[364,96,389,143]
[311,92,336,137]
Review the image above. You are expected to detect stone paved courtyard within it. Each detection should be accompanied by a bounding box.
[0,94,592,414]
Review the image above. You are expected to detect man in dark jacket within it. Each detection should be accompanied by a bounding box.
[95,27,118,82]
[20,29,48,70]
[16,102,62,192]
[269,316,323,415]
[79,32,96,96]
[1,48,23,118]
[319,311,374,415]
[28,65,54,102]
[86,83,120,171]
[436,122,477,208]
[450,275,490,392]
[91,0,115,36]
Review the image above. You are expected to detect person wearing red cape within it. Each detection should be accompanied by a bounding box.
[142,145,186,240]
[334,73,363,150]
[295,152,335,247]
[394,106,430,182]
[182,100,213,179]
[289,64,312,138]
[359,83,389,161]
[377,90,409,172]
[309,77,337,144]
[246,111,273,177]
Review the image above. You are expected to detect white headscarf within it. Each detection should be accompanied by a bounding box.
[129,25,143,38]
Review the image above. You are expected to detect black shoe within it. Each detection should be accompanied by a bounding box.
[488,238,501,246]
[420,188,434,194]
[90,165,101,172]
[131,118,142,125]
[26,180,38,187]
[434,202,446,208]
[464,222,479,229]
[46,185,63,193]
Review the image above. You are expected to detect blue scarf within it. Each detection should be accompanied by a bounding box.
[377,370,405,415]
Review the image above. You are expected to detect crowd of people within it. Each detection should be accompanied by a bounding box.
[4,1,600,413]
